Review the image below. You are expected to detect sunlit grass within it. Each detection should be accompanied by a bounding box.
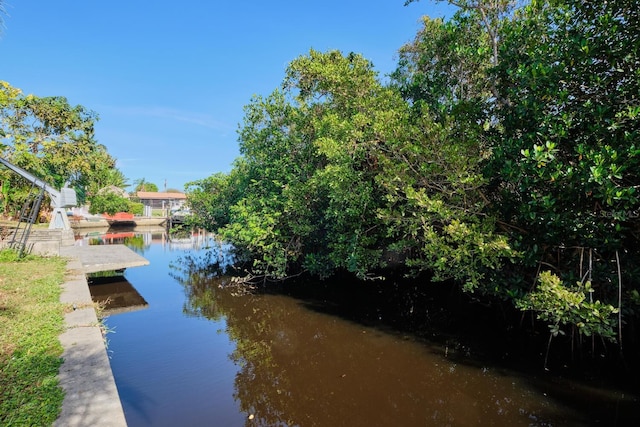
[0,249,66,426]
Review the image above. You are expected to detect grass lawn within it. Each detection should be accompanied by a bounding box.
[0,250,67,426]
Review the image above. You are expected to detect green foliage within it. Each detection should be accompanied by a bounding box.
[188,48,517,285]
[392,12,491,120]
[0,81,126,210]
[387,6,519,290]
[0,247,20,262]
[213,50,409,280]
[78,158,127,202]
[400,0,640,345]
[88,192,130,215]
[185,161,250,231]
[186,0,640,354]
[489,0,640,247]
[128,201,144,216]
[517,271,619,340]
[480,0,640,340]
[133,178,159,192]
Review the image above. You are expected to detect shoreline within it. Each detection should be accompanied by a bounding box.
[55,257,128,426]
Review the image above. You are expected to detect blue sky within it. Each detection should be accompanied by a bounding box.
[1,1,454,191]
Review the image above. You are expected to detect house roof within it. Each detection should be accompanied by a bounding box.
[136,191,187,200]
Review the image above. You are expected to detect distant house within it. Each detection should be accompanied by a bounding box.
[135,191,187,211]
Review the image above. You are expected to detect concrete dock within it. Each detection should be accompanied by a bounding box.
[60,244,149,274]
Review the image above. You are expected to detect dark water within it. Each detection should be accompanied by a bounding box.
[80,228,639,426]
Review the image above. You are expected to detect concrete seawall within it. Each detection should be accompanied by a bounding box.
[55,257,128,426]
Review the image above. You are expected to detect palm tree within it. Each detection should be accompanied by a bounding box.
[133,178,158,193]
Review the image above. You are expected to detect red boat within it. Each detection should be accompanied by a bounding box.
[103,212,136,226]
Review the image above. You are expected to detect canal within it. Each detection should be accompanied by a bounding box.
[80,227,639,426]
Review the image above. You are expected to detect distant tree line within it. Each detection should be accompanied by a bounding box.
[0,81,128,217]
[187,0,638,362]
[0,81,175,218]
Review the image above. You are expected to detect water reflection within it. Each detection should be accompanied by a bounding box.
[174,254,597,427]
[73,225,214,251]
[94,229,638,427]
[96,230,244,427]
[89,275,149,315]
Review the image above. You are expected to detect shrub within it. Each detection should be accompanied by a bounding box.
[89,193,130,215]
